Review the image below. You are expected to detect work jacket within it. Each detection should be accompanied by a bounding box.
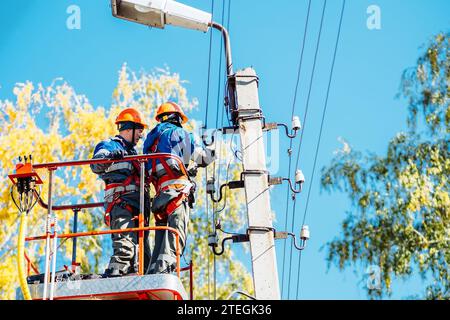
[91,135,143,209]
[143,122,215,177]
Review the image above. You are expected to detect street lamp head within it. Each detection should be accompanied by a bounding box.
[111,0,212,32]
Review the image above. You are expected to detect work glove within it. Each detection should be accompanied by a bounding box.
[188,165,198,177]
[195,147,216,168]
[108,149,126,160]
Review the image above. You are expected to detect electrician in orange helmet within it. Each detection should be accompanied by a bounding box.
[91,108,151,277]
[144,102,215,274]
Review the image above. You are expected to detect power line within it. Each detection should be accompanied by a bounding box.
[212,0,227,300]
[203,2,215,130]
[287,0,328,300]
[294,0,327,171]
[215,0,232,218]
[214,0,233,220]
[204,0,215,301]
[296,0,346,299]
[290,0,313,122]
[281,0,312,300]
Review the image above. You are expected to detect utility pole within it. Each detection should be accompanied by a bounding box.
[234,68,280,300]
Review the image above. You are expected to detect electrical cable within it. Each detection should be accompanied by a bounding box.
[212,158,233,215]
[281,0,312,300]
[211,0,227,300]
[296,0,346,299]
[287,0,328,300]
[226,290,256,300]
[204,0,215,301]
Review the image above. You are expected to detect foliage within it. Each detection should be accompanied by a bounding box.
[321,33,450,299]
[0,64,252,299]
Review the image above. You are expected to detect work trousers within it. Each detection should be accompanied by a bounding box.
[108,202,151,275]
[148,200,189,274]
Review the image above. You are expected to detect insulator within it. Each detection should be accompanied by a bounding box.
[300,225,310,241]
[208,233,218,247]
[292,116,301,131]
[206,179,216,194]
[295,169,305,184]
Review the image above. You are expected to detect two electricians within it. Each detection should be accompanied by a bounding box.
[91,103,215,277]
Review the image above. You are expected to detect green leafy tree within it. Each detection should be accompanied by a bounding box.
[321,32,450,299]
[0,64,252,299]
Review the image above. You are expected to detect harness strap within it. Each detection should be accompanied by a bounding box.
[105,184,139,199]
[103,172,142,226]
[149,127,172,179]
[154,193,188,223]
[104,198,136,227]
[160,179,192,191]
[150,128,171,153]
[105,162,133,173]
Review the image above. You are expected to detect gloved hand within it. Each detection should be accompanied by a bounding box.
[194,147,216,168]
[188,165,198,177]
[108,149,126,160]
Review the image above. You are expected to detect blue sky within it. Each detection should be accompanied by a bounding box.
[1,0,449,299]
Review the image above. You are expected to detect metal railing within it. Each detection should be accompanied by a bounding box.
[23,154,192,300]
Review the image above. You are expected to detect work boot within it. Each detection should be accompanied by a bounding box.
[159,264,176,275]
[102,268,123,278]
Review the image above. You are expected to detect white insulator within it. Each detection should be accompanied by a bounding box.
[300,225,310,241]
[292,116,301,131]
[295,169,305,184]
[208,233,218,247]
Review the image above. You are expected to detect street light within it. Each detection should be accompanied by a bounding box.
[111,0,211,32]
[111,0,233,76]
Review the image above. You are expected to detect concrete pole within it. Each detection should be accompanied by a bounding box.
[235,67,280,299]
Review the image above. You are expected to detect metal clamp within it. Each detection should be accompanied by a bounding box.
[272,226,310,251]
[234,108,264,123]
[268,175,304,193]
[240,170,269,181]
[201,126,239,147]
[263,117,301,139]
[208,180,244,203]
[209,233,233,256]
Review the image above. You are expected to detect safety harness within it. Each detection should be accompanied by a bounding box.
[148,127,193,223]
[103,137,142,226]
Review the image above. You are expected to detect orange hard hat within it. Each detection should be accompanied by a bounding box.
[115,108,148,129]
[155,102,188,124]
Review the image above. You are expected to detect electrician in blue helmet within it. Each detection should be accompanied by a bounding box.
[90,108,151,277]
[144,102,216,274]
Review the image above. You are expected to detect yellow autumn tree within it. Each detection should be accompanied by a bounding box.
[0,64,252,300]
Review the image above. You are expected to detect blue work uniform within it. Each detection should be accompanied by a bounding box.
[143,122,215,274]
[143,122,196,172]
[91,135,151,275]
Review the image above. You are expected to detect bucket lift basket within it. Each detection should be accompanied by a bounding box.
[10,154,194,300]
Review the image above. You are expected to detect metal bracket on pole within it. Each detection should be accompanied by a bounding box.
[202,126,239,147]
[208,180,244,203]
